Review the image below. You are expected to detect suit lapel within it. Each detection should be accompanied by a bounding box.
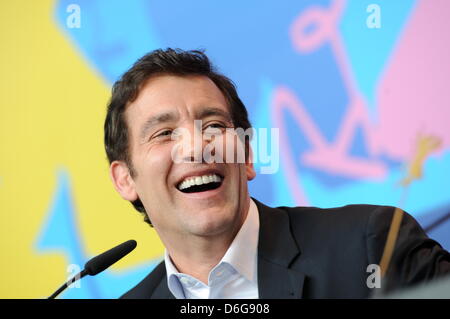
[151,272,175,299]
[258,258,305,298]
[254,198,306,299]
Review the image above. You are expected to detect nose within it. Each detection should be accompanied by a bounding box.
[171,120,212,164]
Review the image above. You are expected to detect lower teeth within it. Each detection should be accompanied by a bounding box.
[181,182,221,193]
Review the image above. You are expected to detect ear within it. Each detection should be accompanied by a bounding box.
[245,145,256,181]
[110,161,138,201]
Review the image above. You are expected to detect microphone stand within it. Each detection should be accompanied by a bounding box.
[48,269,88,299]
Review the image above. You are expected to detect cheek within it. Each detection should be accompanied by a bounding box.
[220,131,246,164]
[134,143,174,188]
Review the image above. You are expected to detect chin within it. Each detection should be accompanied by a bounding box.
[185,212,236,237]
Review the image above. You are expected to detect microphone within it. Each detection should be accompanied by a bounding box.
[48,240,137,299]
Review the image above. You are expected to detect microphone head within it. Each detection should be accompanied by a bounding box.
[84,240,137,276]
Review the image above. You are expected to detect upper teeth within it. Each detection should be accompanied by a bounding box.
[178,174,222,190]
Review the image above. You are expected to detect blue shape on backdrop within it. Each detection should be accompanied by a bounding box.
[55,0,161,83]
[35,169,159,298]
[35,170,101,298]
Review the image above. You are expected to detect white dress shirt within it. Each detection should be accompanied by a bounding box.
[164,199,260,299]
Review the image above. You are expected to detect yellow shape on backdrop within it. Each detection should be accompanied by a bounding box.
[0,0,164,298]
[400,134,442,187]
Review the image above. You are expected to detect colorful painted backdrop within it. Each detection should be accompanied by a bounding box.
[1,0,449,298]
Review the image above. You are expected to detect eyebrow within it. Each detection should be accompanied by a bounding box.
[195,107,232,123]
[139,112,178,140]
[139,107,233,140]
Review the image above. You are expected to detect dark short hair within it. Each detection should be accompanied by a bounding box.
[104,48,252,226]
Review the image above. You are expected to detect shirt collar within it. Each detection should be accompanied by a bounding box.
[164,250,186,299]
[164,198,260,292]
[221,198,259,283]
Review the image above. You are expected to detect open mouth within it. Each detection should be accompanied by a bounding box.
[177,174,223,194]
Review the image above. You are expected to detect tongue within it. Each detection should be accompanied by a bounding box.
[181,182,221,193]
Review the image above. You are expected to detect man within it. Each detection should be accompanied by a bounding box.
[104,48,450,299]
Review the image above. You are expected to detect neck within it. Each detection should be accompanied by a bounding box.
[161,198,251,285]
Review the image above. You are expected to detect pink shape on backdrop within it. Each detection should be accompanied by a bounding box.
[376,0,450,160]
[277,0,386,205]
[273,0,450,205]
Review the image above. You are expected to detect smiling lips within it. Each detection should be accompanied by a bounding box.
[177,173,224,193]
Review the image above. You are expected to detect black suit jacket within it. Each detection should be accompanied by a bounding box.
[121,198,450,298]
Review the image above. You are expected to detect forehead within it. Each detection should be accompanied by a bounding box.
[125,74,230,127]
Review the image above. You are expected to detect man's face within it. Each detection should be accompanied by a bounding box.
[111,75,255,240]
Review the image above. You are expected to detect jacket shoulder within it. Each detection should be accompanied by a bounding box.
[279,203,396,229]
[276,203,401,261]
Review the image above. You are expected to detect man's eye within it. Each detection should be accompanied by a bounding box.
[205,123,226,130]
[203,123,227,140]
[153,130,173,139]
